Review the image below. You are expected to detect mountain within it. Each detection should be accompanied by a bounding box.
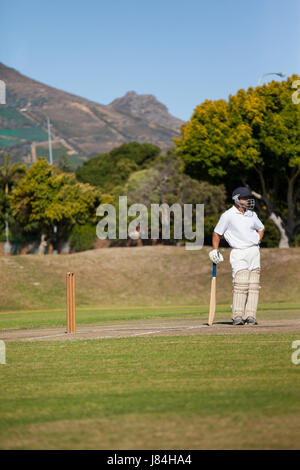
[109,91,182,131]
[0,63,184,167]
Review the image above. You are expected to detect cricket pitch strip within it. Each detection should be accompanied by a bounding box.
[2,317,300,342]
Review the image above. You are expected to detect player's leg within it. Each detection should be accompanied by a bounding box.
[230,248,249,325]
[232,269,250,325]
[244,268,260,324]
[244,246,261,324]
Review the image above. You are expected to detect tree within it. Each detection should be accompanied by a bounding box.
[9,158,101,252]
[124,151,227,244]
[76,142,161,192]
[0,153,26,195]
[0,153,26,244]
[175,75,300,247]
[125,151,224,209]
[58,154,73,173]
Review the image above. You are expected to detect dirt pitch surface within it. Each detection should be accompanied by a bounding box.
[2,317,300,342]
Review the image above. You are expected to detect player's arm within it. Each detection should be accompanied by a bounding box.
[212,231,222,249]
[209,231,224,264]
[254,214,265,243]
[209,214,227,264]
[258,229,264,242]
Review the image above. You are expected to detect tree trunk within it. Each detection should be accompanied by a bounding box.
[252,189,290,248]
[269,213,289,248]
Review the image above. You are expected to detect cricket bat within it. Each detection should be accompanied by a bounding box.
[208,263,217,326]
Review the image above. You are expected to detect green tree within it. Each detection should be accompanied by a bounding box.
[175,75,300,247]
[10,158,101,253]
[0,153,26,240]
[68,223,98,252]
[0,153,26,195]
[124,151,227,244]
[58,154,73,173]
[76,142,161,192]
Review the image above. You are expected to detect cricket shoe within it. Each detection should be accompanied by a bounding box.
[232,316,245,325]
[245,316,258,325]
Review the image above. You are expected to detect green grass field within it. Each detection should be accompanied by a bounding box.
[1,246,300,449]
[1,329,300,449]
[0,303,299,330]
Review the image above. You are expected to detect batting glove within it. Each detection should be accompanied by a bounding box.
[209,249,224,264]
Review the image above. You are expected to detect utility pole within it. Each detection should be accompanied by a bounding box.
[46,117,57,241]
[47,116,53,165]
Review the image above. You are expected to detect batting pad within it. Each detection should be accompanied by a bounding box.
[244,269,260,320]
[232,269,250,319]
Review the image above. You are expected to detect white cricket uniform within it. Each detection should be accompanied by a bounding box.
[214,205,265,277]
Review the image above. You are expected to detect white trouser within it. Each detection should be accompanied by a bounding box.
[230,245,260,278]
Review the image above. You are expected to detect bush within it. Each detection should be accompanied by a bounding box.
[68,223,97,252]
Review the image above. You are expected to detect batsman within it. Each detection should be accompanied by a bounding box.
[209,187,265,325]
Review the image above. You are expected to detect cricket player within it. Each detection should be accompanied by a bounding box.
[209,187,265,325]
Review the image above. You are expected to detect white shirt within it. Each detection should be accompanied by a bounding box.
[214,205,264,249]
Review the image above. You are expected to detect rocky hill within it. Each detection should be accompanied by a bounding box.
[0,63,184,167]
[109,91,182,131]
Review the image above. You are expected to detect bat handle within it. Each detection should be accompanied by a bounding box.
[212,263,217,277]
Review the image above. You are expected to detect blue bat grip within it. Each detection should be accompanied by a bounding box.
[212,263,217,278]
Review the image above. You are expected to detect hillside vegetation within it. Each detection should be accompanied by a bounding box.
[0,62,182,163]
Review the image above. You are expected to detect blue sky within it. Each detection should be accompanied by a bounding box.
[0,0,299,121]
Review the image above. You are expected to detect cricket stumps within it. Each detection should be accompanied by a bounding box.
[66,272,76,334]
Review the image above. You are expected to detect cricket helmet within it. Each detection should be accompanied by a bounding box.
[232,187,255,210]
